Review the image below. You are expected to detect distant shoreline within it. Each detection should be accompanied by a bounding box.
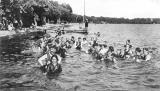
[68,21,160,24]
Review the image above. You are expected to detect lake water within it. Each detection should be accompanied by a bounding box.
[1,24,160,91]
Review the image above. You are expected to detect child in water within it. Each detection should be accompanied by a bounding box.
[105,46,117,63]
[142,48,152,61]
[97,32,101,37]
[116,49,124,59]
[134,47,143,62]
[70,36,75,45]
[124,40,133,59]
[76,37,82,50]
[134,47,152,63]
[99,44,108,60]
[81,38,89,53]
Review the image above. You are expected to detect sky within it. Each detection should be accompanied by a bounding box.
[56,0,160,19]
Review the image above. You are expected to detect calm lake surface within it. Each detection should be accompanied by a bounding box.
[1,24,160,91]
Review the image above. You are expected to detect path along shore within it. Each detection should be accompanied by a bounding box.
[0,23,64,38]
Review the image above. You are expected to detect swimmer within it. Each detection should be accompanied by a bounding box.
[116,49,124,59]
[76,37,82,50]
[70,36,75,45]
[96,44,108,60]
[38,46,61,73]
[142,48,152,61]
[134,47,143,62]
[99,44,108,56]
[92,38,98,48]
[82,38,89,53]
[97,32,101,37]
[58,45,68,58]
[65,41,72,49]
[124,40,133,59]
[91,44,99,58]
[105,46,117,63]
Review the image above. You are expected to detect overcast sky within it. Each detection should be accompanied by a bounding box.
[57,0,160,19]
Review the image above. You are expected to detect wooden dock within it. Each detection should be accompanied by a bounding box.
[64,28,88,34]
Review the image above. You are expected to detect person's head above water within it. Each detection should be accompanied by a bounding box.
[83,38,86,41]
[99,44,103,48]
[109,46,114,52]
[126,40,131,45]
[129,45,132,48]
[135,47,141,53]
[103,44,107,48]
[78,37,81,41]
[143,48,149,55]
[48,45,57,55]
[71,36,74,39]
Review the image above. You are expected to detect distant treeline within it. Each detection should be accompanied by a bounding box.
[72,15,160,24]
[0,0,160,28]
[84,16,160,24]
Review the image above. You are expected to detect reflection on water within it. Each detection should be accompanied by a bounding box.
[1,24,160,91]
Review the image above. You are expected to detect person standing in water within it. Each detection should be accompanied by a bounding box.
[70,36,76,46]
[105,46,117,63]
[124,40,133,59]
[98,44,108,60]
[81,38,89,53]
[97,32,101,37]
[76,37,82,50]
[38,46,61,73]
[141,48,152,61]
[134,47,143,63]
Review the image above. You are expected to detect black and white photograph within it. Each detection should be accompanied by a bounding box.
[0,0,160,91]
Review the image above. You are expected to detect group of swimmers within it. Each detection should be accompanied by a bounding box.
[36,31,152,74]
[88,39,152,63]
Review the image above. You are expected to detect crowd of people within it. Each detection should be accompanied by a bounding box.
[35,31,152,74]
